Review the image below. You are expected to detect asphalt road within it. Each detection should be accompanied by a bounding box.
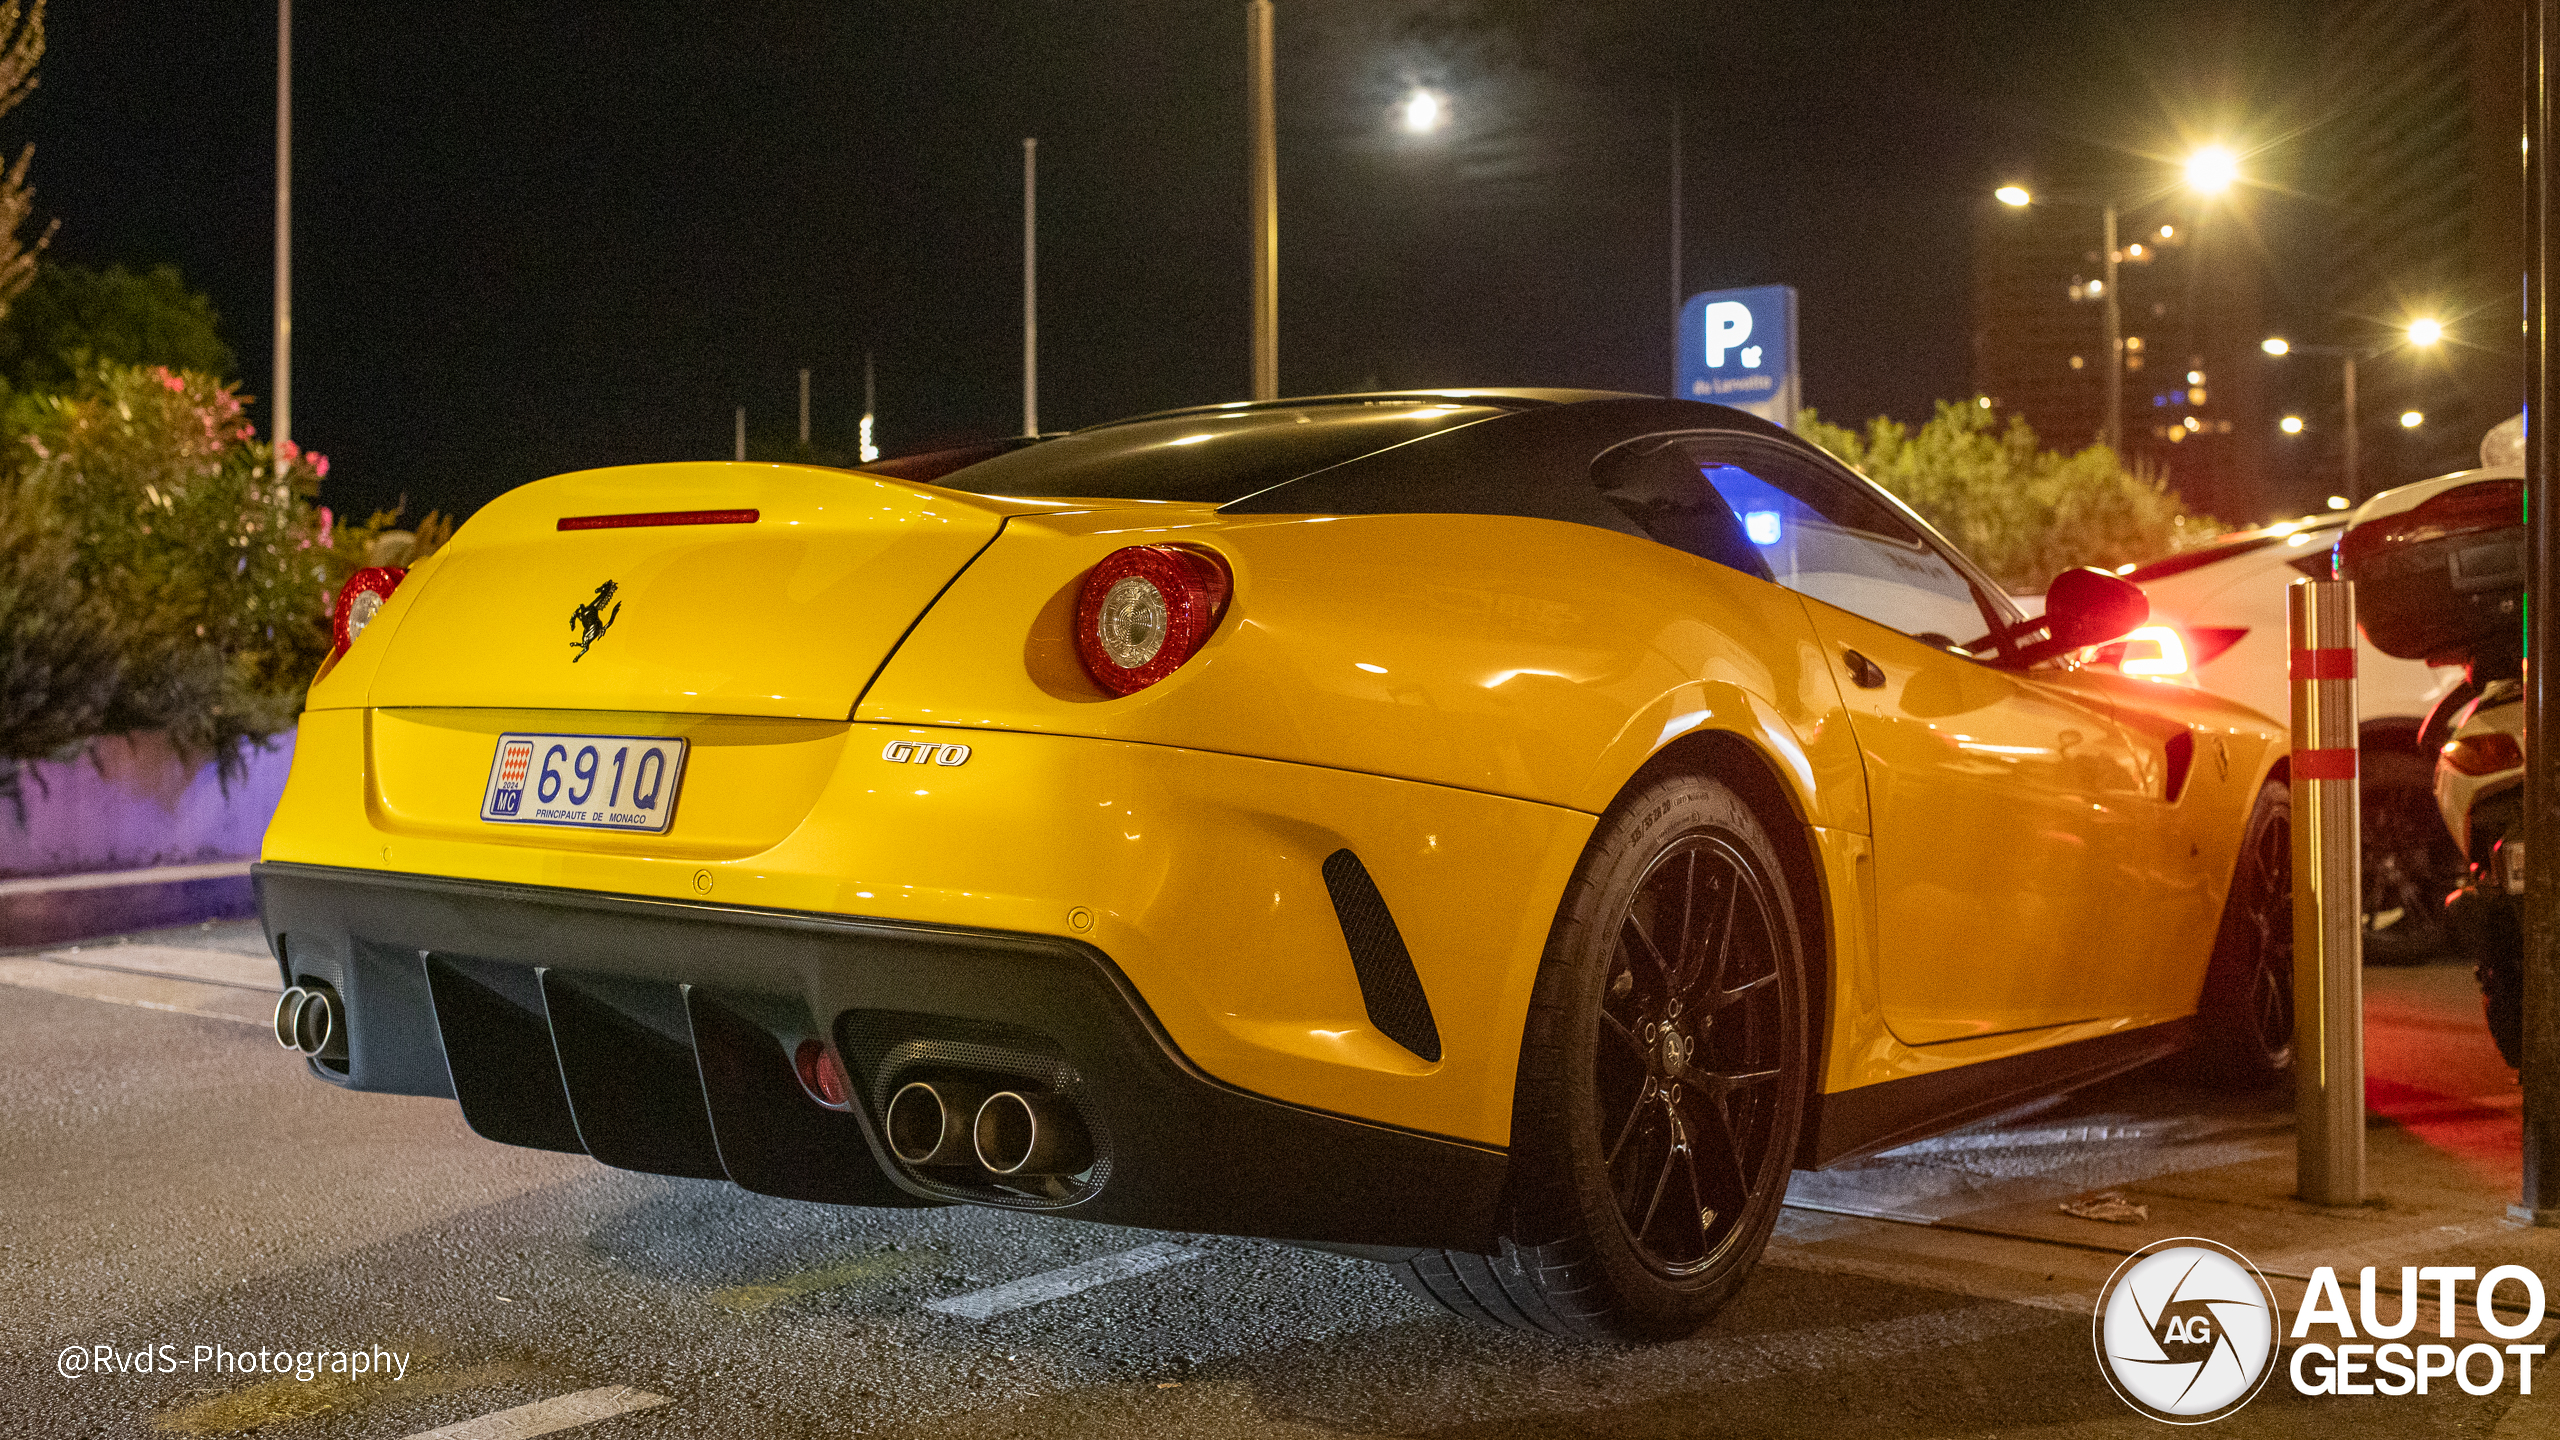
[2,921,2546,1439]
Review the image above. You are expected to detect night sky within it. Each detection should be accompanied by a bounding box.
[20,1,2312,525]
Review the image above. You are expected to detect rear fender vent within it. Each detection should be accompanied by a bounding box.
[2163,729,2196,804]
[1320,850,1443,1063]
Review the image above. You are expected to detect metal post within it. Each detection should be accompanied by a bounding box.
[2519,0,2560,1226]
[734,406,745,463]
[1669,97,1683,385]
[2343,349,2361,502]
[2102,203,2121,456]
[1246,0,1278,401]
[273,0,292,465]
[798,368,811,448]
[1023,137,1038,438]
[859,350,878,464]
[2290,579,2366,1206]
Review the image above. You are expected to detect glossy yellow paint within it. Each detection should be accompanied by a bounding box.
[264,710,1589,1144]
[270,459,2290,1148]
[344,464,1067,719]
[858,506,1868,828]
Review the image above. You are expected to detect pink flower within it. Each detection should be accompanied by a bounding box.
[277,438,300,461]
[315,505,333,548]
[155,368,184,393]
[309,451,330,479]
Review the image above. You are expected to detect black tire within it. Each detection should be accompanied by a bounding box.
[1394,767,1811,1342]
[2359,748,2462,965]
[2196,778,2294,1085]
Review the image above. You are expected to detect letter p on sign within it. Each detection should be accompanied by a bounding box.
[1704,301,1754,368]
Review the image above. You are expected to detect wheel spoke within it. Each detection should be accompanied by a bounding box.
[1692,1066,1782,1099]
[1637,1110,1679,1240]
[1604,1082,1650,1167]
[1622,911,1676,987]
[1711,968,1779,1012]
[1600,1009,1646,1059]
[1692,865,1741,993]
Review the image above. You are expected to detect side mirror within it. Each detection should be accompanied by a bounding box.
[2002,567,2149,667]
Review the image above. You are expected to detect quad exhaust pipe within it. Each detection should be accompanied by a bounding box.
[883,1077,1092,1178]
[273,983,348,1063]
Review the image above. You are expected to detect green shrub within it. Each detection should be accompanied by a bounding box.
[1794,400,2224,594]
[1,363,377,799]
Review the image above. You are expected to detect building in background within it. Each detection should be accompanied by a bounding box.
[1970,156,2271,524]
[2292,0,2522,494]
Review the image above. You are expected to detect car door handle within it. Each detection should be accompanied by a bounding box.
[1842,650,1886,689]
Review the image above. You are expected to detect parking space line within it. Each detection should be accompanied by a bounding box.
[400,1385,671,1440]
[0,956,273,1026]
[925,1240,1204,1319]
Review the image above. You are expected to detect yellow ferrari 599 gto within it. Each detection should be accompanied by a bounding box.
[256,391,2290,1341]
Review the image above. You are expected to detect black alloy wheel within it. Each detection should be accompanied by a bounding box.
[1596,833,1787,1276]
[1395,767,1809,1341]
[2198,778,2295,1083]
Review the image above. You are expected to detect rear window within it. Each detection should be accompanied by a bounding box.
[929,402,1509,504]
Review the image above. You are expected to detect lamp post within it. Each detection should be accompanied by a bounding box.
[1996,147,2238,459]
[2261,318,2441,503]
[1246,0,1277,401]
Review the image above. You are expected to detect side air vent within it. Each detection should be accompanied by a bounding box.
[2163,729,2196,804]
[1320,849,1443,1063]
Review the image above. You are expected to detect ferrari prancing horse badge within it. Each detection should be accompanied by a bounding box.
[570,580,620,661]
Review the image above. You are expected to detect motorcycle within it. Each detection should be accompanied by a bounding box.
[2336,425,2527,1065]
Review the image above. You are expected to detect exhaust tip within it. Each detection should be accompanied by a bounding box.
[886,1079,985,1168]
[972,1090,1092,1177]
[273,987,310,1050]
[274,982,347,1063]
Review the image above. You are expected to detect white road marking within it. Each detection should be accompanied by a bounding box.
[0,858,251,896]
[400,1385,671,1440]
[925,1240,1204,1319]
[38,942,278,990]
[0,955,274,1026]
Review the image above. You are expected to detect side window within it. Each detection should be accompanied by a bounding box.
[1674,439,1993,643]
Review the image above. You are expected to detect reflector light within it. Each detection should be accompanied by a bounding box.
[2443,732,2525,776]
[793,1038,850,1108]
[330,566,408,659]
[1074,545,1232,695]
[557,509,759,531]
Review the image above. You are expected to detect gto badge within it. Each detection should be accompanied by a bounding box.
[883,740,972,767]
[569,580,621,661]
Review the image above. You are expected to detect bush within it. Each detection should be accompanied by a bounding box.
[0,261,236,391]
[0,363,380,797]
[1794,400,2224,594]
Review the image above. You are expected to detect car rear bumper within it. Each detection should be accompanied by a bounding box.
[253,860,1506,1252]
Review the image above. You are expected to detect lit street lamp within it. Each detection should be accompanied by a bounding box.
[2261,317,2443,502]
[1994,146,2238,458]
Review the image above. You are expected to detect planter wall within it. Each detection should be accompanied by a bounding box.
[0,728,295,879]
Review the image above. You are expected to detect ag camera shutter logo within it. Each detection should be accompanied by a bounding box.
[2093,1238,2281,1423]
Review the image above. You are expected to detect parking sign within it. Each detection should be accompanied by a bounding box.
[1677,285,1799,425]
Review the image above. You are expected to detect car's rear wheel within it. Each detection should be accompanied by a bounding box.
[1394,767,1810,1341]
[2196,777,2294,1085]
[2360,746,2462,965]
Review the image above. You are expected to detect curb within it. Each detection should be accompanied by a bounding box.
[0,861,258,949]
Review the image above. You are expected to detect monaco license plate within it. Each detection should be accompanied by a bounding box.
[479,733,688,833]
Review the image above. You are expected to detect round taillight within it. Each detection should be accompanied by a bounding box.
[1074,545,1231,695]
[793,1038,850,1109]
[331,566,408,657]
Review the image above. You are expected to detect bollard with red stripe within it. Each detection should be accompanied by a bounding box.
[2287,577,2364,1205]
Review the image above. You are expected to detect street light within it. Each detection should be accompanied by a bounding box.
[2184,144,2239,196]
[1994,149,2233,456]
[2281,415,2305,434]
[2262,316,2445,502]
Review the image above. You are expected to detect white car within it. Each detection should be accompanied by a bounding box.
[2093,515,2463,959]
